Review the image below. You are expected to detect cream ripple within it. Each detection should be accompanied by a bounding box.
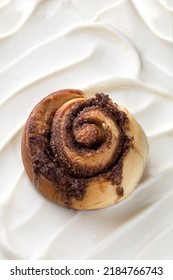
[159,0,173,11]
[144,55,173,79]
[0,235,28,259]
[0,125,23,151]
[131,0,173,42]
[45,166,173,259]
[148,132,173,174]
[135,223,173,259]
[32,213,82,260]
[0,0,83,69]
[1,175,78,259]
[0,130,23,202]
[0,1,11,9]
[141,56,173,91]
[130,166,173,205]
[71,0,122,20]
[87,192,173,259]
[0,50,98,107]
[0,23,140,103]
[0,43,96,105]
[134,101,173,137]
[1,172,44,227]
[95,0,173,90]
[0,0,42,39]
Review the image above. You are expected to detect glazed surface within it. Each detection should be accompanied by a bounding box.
[0,0,173,259]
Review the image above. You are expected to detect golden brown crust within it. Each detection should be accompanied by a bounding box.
[22,89,85,206]
[21,89,148,210]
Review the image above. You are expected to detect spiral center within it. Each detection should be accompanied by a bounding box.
[74,123,104,148]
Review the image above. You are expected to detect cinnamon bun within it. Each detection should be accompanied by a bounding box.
[21,89,148,210]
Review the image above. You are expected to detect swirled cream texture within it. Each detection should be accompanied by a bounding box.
[0,0,173,259]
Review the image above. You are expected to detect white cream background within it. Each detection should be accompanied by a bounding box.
[0,0,173,260]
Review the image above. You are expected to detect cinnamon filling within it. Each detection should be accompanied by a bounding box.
[74,123,105,148]
[27,93,133,207]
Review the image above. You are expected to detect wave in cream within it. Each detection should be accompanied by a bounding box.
[0,0,43,38]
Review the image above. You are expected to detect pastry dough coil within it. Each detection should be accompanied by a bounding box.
[22,89,148,210]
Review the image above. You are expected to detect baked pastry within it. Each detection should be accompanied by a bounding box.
[21,89,148,210]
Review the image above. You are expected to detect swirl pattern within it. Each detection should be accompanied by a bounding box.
[22,89,147,210]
